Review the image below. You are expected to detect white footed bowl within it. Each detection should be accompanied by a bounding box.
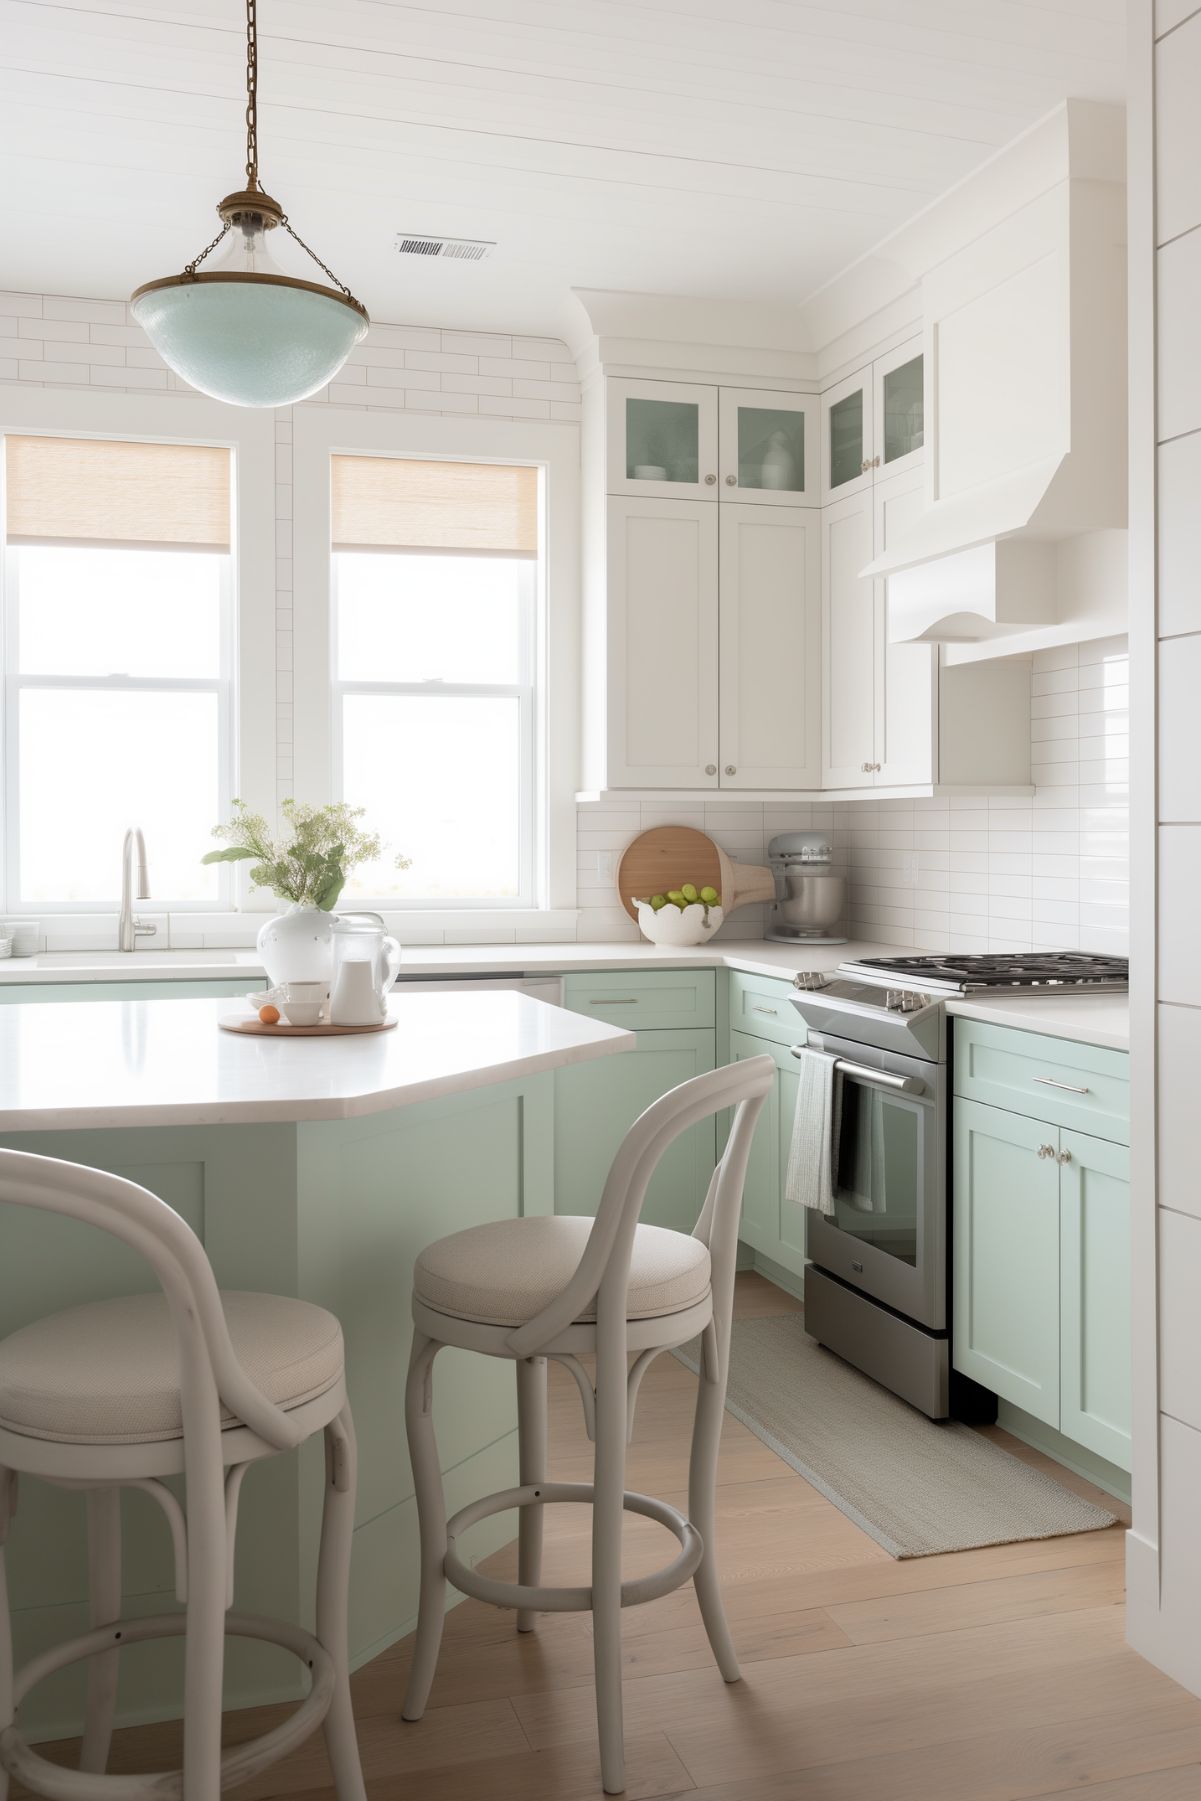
[635,900,724,946]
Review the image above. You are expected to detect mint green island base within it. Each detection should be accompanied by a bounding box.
[0,990,632,1742]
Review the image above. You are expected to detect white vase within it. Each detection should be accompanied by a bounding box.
[256,905,337,988]
[760,430,796,491]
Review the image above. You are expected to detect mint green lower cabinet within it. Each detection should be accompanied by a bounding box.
[953,1095,1131,1472]
[953,1098,1061,1427]
[0,1072,554,1739]
[729,1031,806,1278]
[553,1027,715,1232]
[1059,1129,1132,1468]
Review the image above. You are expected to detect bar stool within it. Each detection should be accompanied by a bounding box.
[0,1148,367,1801]
[401,1055,774,1796]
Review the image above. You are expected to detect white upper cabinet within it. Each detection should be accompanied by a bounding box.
[607,378,819,507]
[822,489,876,787]
[718,389,818,507]
[719,505,821,789]
[606,379,719,502]
[873,342,925,484]
[605,498,720,787]
[874,472,935,786]
[822,340,924,504]
[823,469,935,790]
[822,367,874,504]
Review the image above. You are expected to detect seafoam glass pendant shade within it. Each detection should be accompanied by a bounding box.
[132,201,368,408]
[132,277,367,408]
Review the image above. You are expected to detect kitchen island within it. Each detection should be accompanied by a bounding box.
[0,991,633,1739]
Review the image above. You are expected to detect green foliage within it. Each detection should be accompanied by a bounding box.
[202,799,410,910]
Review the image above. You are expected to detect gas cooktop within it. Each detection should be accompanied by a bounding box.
[837,951,1129,996]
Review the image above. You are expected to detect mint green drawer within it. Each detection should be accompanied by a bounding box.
[562,968,715,1032]
[728,971,800,1048]
[953,1020,1129,1145]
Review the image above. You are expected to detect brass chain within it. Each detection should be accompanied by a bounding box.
[245,0,259,188]
[279,215,363,309]
[184,221,231,276]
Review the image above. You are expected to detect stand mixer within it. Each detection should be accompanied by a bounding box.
[765,832,847,945]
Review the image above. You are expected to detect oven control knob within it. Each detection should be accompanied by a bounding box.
[886,988,926,1013]
[793,971,829,991]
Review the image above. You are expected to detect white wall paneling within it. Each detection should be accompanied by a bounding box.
[1127,0,1201,1702]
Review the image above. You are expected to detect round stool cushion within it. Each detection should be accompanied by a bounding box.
[0,1291,344,1445]
[415,1215,711,1328]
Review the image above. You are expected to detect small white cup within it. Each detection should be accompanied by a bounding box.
[280,981,326,1028]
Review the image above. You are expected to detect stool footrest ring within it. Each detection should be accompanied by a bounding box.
[443,1481,704,1614]
[1,1611,334,1800]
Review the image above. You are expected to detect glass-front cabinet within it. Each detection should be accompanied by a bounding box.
[821,339,924,502]
[607,379,819,506]
[822,366,873,502]
[606,378,719,501]
[874,340,925,480]
[718,388,818,507]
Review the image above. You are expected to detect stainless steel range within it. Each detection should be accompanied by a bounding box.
[788,950,1129,1419]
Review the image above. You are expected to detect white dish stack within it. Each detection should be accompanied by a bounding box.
[1,921,39,959]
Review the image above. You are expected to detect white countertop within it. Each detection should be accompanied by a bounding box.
[0,938,897,984]
[0,991,635,1132]
[945,992,1129,1052]
[0,937,1129,1051]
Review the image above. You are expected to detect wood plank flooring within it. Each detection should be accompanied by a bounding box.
[18,1275,1201,1800]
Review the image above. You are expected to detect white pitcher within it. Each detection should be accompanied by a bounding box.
[328,916,401,1026]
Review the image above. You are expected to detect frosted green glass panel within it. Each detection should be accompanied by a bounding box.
[829,389,865,489]
[883,355,924,464]
[736,406,805,493]
[624,397,699,484]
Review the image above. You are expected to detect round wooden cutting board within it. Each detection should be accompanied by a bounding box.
[615,825,775,922]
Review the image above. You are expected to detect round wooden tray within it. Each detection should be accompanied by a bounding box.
[219,1015,397,1038]
[615,825,775,923]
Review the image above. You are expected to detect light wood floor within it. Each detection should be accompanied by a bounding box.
[20,1275,1201,1800]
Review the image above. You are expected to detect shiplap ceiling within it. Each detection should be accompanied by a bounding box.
[2,0,1127,338]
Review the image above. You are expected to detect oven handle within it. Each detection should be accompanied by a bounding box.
[789,1044,926,1097]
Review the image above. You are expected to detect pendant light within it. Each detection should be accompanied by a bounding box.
[131,0,368,407]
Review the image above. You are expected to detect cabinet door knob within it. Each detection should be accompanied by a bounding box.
[725,474,737,486]
[725,765,736,775]
[1057,1149,1073,1165]
[1037,1144,1056,1159]
[872,455,881,467]
[861,762,873,773]
[704,473,717,485]
[705,764,717,776]
[860,459,871,473]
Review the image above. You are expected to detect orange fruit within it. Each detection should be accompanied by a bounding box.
[259,1004,281,1025]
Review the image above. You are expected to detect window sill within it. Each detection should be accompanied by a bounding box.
[10,909,583,956]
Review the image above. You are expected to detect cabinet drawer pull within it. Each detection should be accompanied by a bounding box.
[751,1004,779,1016]
[1032,1076,1090,1095]
[591,997,638,1006]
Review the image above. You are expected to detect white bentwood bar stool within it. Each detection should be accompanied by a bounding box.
[0,1148,367,1801]
[401,1056,775,1796]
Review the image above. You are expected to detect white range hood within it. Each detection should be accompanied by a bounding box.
[861,101,1128,660]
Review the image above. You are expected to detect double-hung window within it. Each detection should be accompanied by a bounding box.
[330,454,539,906]
[1,434,234,908]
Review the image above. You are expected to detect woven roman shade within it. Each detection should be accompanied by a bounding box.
[331,455,537,557]
[5,435,231,549]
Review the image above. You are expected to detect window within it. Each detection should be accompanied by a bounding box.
[330,455,539,906]
[2,434,234,908]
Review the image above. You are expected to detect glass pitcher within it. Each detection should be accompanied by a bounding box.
[328,914,401,1026]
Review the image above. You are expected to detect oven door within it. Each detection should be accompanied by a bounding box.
[799,1031,946,1330]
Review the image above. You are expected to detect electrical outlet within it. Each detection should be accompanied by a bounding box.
[597,851,616,882]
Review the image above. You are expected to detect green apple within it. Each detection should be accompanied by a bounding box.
[649,893,667,910]
[700,885,719,905]
[681,882,699,903]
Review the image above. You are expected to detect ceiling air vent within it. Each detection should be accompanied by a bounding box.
[394,235,495,263]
